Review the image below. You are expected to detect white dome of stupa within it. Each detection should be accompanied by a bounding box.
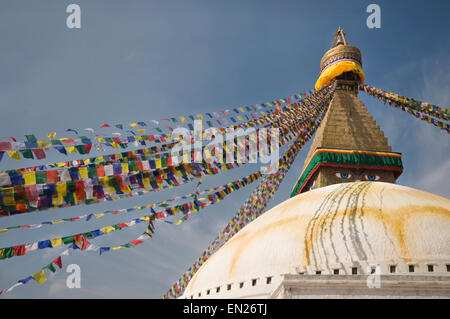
[181,181,450,299]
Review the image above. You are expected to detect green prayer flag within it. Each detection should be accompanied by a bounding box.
[25,134,37,142]
[50,139,63,146]
[3,247,14,259]
[45,263,57,273]
[35,171,47,184]
[20,149,34,159]
[88,166,98,178]
[62,236,75,245]
[75,145,87,155]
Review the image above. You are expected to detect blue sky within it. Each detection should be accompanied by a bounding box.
[0,0,449,298]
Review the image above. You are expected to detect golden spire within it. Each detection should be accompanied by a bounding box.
[330,26,348,48]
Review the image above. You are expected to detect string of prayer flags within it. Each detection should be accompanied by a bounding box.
[163,81,337,299]
[361,84,449,133]
[0,169,264,260]
[0,88,325,162]
[0,170,261,234]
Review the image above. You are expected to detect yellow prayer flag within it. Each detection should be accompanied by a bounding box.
[174,220,182,226]
[51,220,64,224]
[0,229,8,234]
[110,142,119,149]
[56,182,67,197]
[23,172,37,185]
[137,129,146,134]
[47,132,56,140]
[54,195,63,206]
[105,185,116,194]
[179,116,187,123]
[236,116,243,121]
[100,226,115,234]
[32,269,47,285]
[239,107,245,113]
[197,114,204,120]
[79,167,88,179]
[129,123,138,128]
[37,140,50,148]
[7,151,20,161]
[95,137,106,143]
[155,158,162,169]
[66,146,77,154]
[50,238,63,247]
[142,177,150,188]
[95,213,105,218]
[121,163,129,173]
[111,246,122,250]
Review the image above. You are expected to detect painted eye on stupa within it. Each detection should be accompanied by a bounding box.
[334,172,353,180]
[363,174,381,181]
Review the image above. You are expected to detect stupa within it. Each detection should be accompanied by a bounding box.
[180,28,450,299]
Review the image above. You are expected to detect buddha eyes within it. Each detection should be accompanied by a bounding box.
[333,172,381,181]
[364,174,381,181]
[334,172,353,179]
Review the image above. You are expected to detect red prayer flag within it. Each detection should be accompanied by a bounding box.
[0,142,12,151]
[112,137,121,144]
[97,166,105,177]
[75,180,86,200]
[46,170,59,183]
[13,245,28,256]
[85,144,93,154]
[81,238,90,250]
[73,234,83,244]
[52,256,62,269]
[31,149,46,160]
[101,124,110,128]
[129,240,144,246]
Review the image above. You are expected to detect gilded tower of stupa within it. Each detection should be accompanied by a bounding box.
[291,27,402,195]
